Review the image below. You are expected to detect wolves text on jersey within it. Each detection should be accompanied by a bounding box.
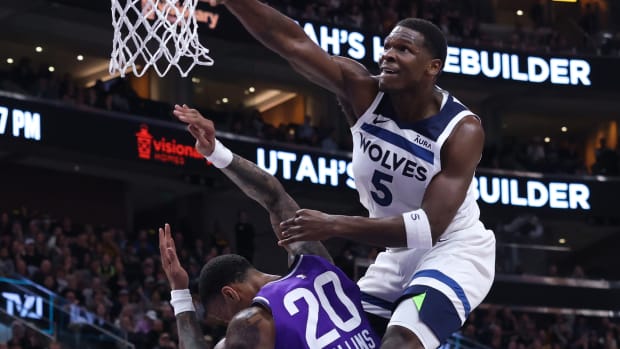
[358,133,428,182]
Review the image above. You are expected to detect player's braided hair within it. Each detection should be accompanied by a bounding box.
[396,18,447,67]
[199,254,253,309]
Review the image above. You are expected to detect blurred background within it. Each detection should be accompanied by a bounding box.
[0,0,619,348]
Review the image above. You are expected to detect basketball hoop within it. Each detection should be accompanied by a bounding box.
[109,0,214,78]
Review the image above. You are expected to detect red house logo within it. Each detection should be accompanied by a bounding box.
[136,124,153,160]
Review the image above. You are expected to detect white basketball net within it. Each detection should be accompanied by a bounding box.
[109,0,214,77]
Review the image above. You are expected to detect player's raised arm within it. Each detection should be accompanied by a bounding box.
[159,224,210,349]
[208,0,376,118]
[174,105,332,263]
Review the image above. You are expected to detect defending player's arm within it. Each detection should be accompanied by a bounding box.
[159,224,210,349]
[208,0,376,119]
[173,105,332,263]
[279,116,484,247]
[224,307,275,349]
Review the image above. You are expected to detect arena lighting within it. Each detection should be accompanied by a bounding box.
[191,77,201,84]
[48,66,55,72]
[558,238,567,244]
[35,46,43,53]
[516,10,524,16]
[77,55,84,61]
[561,126,568,132]
[248,86,255,93]
[222,97,229,103]
[6,58,13,64]
[544,137,551,143]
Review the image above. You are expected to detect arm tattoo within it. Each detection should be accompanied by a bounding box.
[226,308,269,349]
[175,311,209,349]
[221,154,298,220]
[223,154,333,264]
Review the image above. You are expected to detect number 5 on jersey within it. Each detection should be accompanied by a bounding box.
[371,170,394,206]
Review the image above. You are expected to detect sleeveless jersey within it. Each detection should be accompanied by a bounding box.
[350,88,480,234]
[253,255,380,349]
[350,88,487,318]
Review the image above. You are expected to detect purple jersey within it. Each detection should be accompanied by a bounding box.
[253,255,380,349]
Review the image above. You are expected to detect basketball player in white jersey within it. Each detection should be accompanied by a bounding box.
[207,1,496,348]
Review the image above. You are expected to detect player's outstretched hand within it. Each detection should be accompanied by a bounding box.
[173,104,216,156]
[278,209,338,245]
[159,223,189,290]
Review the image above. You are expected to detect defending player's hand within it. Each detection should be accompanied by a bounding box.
[278,209,338,245]
[173,104,216,156]
[159,223,189,290]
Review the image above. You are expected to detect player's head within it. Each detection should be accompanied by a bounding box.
[198,254,267,323]
[379,18,446,91]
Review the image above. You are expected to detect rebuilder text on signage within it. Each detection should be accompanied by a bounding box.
[299,22,592,86]
[473,176,590,210]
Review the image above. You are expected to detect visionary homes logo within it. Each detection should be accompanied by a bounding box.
[135,124,203,166]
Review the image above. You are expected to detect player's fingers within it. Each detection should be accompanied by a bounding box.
[280,211,301,228]
[173,111,192,123]
[166,248,178,264]
[281,226,302,238]
[277,235,300,246]
[188,124,208,139]
[194,128,213,146]
[169,231,177,250]
[187,125,203,141]
[158,228,166,260]
[280,217,296,228]
[165,223,173,246]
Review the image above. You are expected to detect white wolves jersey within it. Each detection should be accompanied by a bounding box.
[351,90,495,318]
[350,87,480,235]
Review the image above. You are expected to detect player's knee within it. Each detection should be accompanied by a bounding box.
[381,325,424,349]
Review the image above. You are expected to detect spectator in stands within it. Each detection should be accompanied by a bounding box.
[320,129,339,151]
[154,332,177,349]
[580,3,601,38]
[0,211,10,235]
[134,229,156,259]
[10,58,35,93]
[22,239,42,270]
[233,210,255,263]
[297,115,316,144]
[0,247,15,276]
[530,0,548,29]
[592,138,619,175]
